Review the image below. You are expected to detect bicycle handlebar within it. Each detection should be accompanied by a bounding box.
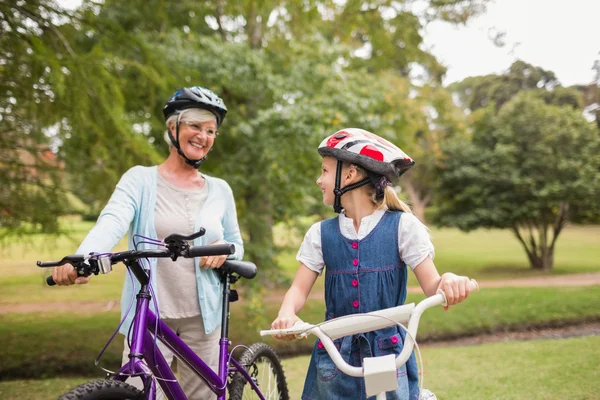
[39,239,236,286]
[261,280,479,378]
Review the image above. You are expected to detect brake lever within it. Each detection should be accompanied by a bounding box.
[164,228,206,259]
[164,228,206,244]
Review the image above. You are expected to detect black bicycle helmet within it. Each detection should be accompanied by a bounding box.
[162,86,228,168]
[163,86,227,127]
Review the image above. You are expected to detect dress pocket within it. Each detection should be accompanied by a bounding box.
[315,339,341,382]
[376,332,409,380]
[378,332,402,351]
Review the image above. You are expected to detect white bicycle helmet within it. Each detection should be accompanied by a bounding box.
[162,86,227,168]
[318,128,414,213]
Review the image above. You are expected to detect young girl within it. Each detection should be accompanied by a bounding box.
[271,128,476,400]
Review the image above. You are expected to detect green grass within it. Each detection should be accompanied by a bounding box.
[259,285,600,353]
[428,225,600,278]
[280,336,600,399]
[2,286,599,379]
[0,377,88,400]
[0,219,128,303]
[2,336,598,400]
[276,224,600,292]
[0,223,598,304]
[0,272,126,304]
[3,222,599,287]
[1,219,599,396]
[424,335,600,399]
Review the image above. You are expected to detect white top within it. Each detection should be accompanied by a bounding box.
[154,173,208,319]
[297,208,434,275]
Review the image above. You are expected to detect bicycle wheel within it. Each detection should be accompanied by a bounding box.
[229,342,289,400]
[58,379,143,400]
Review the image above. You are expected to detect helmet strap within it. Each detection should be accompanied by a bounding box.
[332,160,371,213]
[168,120,206,169]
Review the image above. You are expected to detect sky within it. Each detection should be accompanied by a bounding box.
[59,0,599,87]
[423,0,600,86]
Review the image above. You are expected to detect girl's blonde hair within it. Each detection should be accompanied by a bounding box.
[349,163,412,214]
[163,108,217,148]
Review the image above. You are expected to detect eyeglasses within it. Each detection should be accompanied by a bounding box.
[180,121,218,137]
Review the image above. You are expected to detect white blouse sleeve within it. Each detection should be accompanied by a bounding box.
[296,221,325,275]
[398,213,435,270]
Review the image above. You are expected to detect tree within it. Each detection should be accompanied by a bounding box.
[436,92,600,271]
[400,84,468,221]
[0,0,165,233]
[573,53,600,129]
[3,0,489,279]
[449,60,582,112]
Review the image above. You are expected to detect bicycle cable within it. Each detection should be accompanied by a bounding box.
[213,344,253,391]
[93,235,164,376]
[94,266,137,374]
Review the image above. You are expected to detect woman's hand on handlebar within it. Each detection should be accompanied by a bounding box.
[199,240,229,269]
[271,313,303,341]
[51,264,91,286]
[437,272,475,310]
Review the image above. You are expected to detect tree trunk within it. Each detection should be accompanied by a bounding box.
[243,189,278,286]
[511,225,555,271]
[246,0,263,49]
[528,249,554,271]
[215,0,227,40]
[402,177,431,223]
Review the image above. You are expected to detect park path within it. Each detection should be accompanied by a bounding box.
[1,272,599,315]
[407,271,600,293]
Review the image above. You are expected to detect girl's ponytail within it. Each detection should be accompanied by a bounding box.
[351,163,412,213]
[383,185,412,214]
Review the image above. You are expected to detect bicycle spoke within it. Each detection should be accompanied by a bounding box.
[239,357,281,399]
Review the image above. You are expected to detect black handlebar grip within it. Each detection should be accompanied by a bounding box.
[37,261,58,286]
[187,244,236,258]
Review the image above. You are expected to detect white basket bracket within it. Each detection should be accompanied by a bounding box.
[363,354,398,397]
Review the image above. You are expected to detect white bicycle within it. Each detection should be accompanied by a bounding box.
[261,280,479,399]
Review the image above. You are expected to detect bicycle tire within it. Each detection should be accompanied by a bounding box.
[229,342,290,400]
[58,379,143,400]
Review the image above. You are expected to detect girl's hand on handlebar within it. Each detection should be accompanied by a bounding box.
[437,272,474,311]
[271,313,302,341]
[51,264,91,286]
[200,240,228,269]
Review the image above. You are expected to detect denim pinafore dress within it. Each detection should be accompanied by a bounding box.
[301,211,419,400]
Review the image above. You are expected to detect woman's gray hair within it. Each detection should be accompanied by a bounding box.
[163,108,218,148]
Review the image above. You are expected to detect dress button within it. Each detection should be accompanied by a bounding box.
[351,242,358,249]
[391,336,399,344]
[352,279,358,287]
[317,342,324,349]
[352,259,359,267]
[353,300,359,308]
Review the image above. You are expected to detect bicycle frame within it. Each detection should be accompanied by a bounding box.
[114,259,265,400]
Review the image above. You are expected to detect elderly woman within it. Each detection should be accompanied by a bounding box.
[52,86,244,399]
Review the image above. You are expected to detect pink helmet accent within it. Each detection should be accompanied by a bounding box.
[318,128,414,180]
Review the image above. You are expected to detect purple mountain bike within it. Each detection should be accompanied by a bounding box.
[37,228,289,400]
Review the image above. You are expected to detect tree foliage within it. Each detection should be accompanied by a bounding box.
[450,60,583,112]
[2,0,489,279]
[436,92,600,271]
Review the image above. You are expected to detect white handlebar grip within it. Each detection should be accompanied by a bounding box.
[436,289,448,307]
[436,278,480,307]
[469,278,480,292]
[260,321,311,338]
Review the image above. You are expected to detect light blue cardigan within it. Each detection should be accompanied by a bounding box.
[77,165,244,334]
